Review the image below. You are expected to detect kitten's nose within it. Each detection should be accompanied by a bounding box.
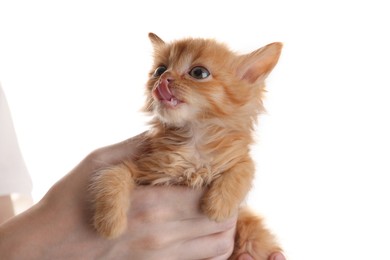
[159,76,173,90]
[161,75,174,85]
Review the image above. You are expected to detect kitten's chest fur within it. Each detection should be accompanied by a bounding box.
[135,122,251,188]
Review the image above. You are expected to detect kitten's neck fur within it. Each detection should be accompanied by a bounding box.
[149,113,254,160]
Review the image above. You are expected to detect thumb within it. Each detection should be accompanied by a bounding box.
[92,131,149,166]
[238,254,254,260]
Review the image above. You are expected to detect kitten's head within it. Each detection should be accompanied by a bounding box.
[144,33,282,128]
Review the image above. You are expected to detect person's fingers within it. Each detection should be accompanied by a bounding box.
[174,214,237,241]
[237,253,254,260]
[130,186,237,239]
[122,211,236,260]
[132,186,237,231]
[131,186,205,219]
[176,226,236,260]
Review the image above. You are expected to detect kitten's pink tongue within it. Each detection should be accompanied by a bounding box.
[157,81,173,101]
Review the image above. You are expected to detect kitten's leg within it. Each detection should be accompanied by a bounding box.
[229,207,282,260]
[90,162,136,239]
[201,159,254,221]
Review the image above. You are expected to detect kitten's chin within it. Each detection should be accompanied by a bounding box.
[154,102,196,127]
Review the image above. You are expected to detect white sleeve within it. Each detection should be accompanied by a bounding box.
[0,83,33,196]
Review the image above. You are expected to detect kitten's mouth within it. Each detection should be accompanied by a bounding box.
[153,83,183,108]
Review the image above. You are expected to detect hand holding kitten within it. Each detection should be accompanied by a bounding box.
[0,134,240,259]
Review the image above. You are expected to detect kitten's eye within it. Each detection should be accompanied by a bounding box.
[153,66,167,77]
[189,66,210,79]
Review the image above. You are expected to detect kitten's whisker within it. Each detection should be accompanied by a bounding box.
[145,98,158,112]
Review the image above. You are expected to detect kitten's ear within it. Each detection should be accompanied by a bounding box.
[148,33,165,47]
[237,42,282,84]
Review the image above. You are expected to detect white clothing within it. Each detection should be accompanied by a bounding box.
[0,83,32,196]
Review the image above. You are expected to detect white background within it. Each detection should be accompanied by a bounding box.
[1,0,389,259]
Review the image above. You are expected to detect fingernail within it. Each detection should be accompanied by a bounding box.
[272,252,286,260]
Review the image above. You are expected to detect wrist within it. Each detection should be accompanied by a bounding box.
[0,200,51,259]
[0,195,107,259]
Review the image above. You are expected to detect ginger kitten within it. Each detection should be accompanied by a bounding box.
[90,33,283,259]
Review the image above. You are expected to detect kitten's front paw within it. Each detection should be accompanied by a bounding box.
[90,164,135,239]
[93,207,128,239]
[201,191,238,221]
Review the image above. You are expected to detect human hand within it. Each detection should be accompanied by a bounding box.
[0,133,236,259]
[119,185,236,259]
[53,133,236,259]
